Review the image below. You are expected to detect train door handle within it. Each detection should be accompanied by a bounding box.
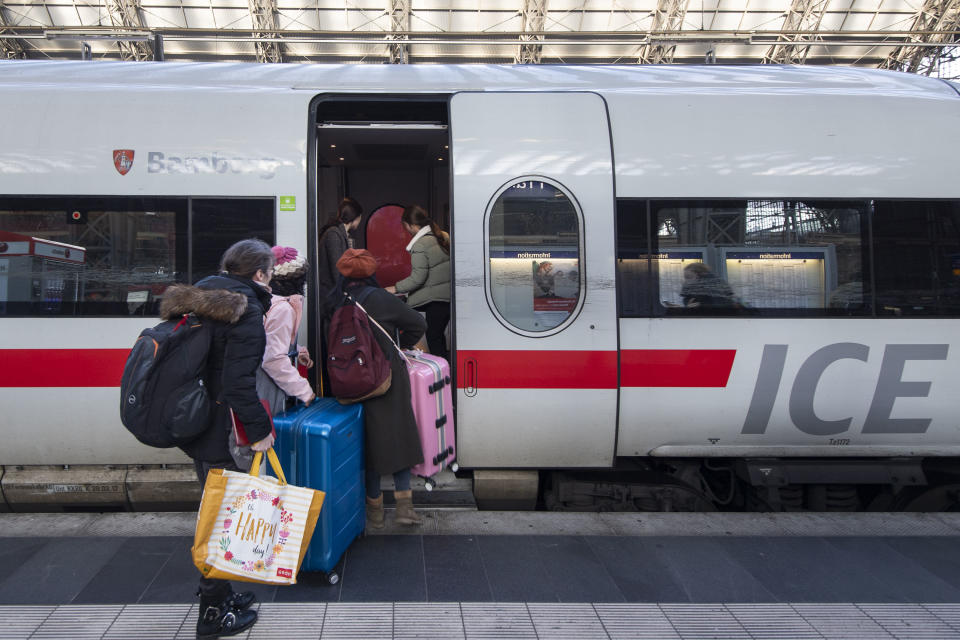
[464,358,477,397]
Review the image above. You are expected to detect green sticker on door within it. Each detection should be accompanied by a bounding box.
[279,196,296,211]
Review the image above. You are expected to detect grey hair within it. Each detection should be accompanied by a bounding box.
[220,238,274,279]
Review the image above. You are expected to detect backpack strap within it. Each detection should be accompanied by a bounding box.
[345,289,408,364]
[351,285,376,305]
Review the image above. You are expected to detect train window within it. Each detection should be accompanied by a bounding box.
[616,200,653,317]
[0,196,275,317]
[191,198,275,281]
[873,200,960,316]
[0,197,188,317]
[647,200,870,317]
[487,178,584,334]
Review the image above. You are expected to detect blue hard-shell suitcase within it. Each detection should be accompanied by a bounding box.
[272,398,365,585]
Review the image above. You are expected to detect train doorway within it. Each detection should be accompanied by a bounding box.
[308,95,451,393]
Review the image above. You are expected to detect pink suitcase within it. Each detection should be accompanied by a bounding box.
[405,351,457,489]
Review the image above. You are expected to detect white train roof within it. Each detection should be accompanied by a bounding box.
[0,60,956,99]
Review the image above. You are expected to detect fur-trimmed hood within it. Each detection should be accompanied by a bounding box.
[159,284,247,323]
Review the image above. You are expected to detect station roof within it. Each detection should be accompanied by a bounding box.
[0,0,958,77]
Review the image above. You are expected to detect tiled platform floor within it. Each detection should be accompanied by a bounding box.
[6,602,960,639]
[3,534,960,606]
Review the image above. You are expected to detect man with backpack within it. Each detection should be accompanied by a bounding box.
[159,239,276,640]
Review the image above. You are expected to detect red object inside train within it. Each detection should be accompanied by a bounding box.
[365,204,411,289]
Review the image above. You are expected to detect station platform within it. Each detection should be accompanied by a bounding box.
[3,511,960,638]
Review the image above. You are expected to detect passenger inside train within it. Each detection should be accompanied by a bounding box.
[384,205,451,361]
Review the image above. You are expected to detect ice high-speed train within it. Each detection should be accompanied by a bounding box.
[2,61,959,512]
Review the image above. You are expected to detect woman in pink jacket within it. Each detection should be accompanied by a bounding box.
[258,246,316,413]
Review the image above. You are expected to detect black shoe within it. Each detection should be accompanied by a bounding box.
[224,591,256,611]
[196,603,258,640]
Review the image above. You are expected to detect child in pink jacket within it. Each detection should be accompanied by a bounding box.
[259,246,316,412]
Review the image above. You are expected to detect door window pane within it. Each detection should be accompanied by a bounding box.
[488,180,583,332]
[873,200,960,316]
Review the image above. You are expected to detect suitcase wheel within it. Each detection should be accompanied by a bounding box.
[424,478,435,492]
[326,571,340,585]
[450,462,459,473]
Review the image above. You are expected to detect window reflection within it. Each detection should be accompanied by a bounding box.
[0,197,274,317]
[488,180,582,332]
[617,199,870,317]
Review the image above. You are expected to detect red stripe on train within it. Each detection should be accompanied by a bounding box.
[0,347,735,389]
[621,349,736,387]
[456,349,619,389]
[456,349,735,389]
[0,349,128,387]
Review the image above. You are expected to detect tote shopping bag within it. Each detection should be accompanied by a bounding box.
[192,448,324,585]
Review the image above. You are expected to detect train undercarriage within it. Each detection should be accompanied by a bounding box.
[4,457,960,513]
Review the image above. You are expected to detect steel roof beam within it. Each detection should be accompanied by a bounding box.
[104,0,153,60]
[387,0,410,64]
[515,0,547,64]
[638,0,689,64]
[249,0,281,63]
[881,0,960,73]
[0,2,26,58]
[762,0,830,64]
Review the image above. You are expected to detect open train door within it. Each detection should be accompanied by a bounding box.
[451,92,618,468]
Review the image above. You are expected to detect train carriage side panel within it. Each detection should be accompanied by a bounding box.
[604,80,960,459]
[0,79,311,465]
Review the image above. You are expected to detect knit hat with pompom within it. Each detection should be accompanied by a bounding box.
[271,246,307,279]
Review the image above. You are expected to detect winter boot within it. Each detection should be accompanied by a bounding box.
[223,591,256,611]
[366,494,385,529]
[196,597,258,639]
[394,489,422,525]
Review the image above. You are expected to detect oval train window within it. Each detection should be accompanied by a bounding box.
[487,178,584,334]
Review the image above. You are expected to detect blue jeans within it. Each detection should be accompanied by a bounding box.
[366,468,411,499]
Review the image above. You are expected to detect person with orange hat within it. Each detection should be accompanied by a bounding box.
[331,248,427,527]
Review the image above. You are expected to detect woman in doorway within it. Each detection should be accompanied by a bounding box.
[318,197,363,304]
[385,205,451,360]
[334,248,427,527]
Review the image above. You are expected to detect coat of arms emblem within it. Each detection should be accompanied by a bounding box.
[113,149,135,175]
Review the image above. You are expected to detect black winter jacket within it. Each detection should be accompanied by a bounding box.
[162,274,273,462]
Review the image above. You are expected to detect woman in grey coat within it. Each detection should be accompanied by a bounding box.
[317,197,363,305]
[385,205,451,360]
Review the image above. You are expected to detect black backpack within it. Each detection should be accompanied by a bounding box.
[119,314,214,447]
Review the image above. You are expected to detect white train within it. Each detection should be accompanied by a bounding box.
[1,61,959,512]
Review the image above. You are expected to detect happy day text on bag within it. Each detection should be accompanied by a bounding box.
[192,449,324,585]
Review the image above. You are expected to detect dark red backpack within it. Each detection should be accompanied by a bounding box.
[326,287,393,404]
